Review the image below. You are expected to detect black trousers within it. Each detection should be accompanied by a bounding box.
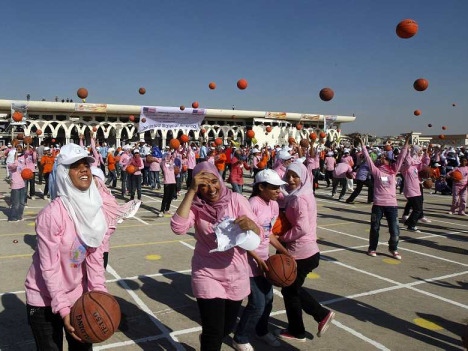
[404,195,423,227]
[27,305,92,351]
[281,252,329,338]
[197,298,243,351]
[161,183,176,212]
[347,179,374,203]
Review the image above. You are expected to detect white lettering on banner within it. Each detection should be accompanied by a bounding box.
[139,106,205,132]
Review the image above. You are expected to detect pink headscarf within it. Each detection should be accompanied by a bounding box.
[191,161,233,223]
[283,162,314,207]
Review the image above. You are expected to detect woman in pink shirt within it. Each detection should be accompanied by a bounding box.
[324,151,336,187]
[171,162,261,351]
[447,157,468,215]
[233,169,289,350]
[24,143,112,350]
[359,136,409,260]
[8,144,27,221]
[277,162,335,342]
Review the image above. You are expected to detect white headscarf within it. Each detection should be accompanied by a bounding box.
[283,162,314,207]
[53,144,107,247]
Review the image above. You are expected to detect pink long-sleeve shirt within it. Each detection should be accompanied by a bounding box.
[363,145,408,206]
[8,157,27,190]
[281,194,320,260]
[170,193,259,300]
[24,200,109,318]
[247,196,279,277]
[324,156,336,171]
[400,154,430,198]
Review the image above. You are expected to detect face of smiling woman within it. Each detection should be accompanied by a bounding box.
[197,172,221,202]
[68,158,92,191]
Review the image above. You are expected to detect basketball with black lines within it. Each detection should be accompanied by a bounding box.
[70,291,121,343]
[265,254,297,287]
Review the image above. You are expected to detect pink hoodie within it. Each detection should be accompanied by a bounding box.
[24,200,110,318]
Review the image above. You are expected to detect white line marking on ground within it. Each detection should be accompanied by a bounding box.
[104,265,185,351]
[179,241,195,250]
[332,320,391,351]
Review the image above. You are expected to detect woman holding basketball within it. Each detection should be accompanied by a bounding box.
[277,161,335,342]
[171,161,261,351]
[233,169,290,350]
[24,143,112,351]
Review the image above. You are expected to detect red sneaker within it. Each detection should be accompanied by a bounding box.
[317,311,335,337]
[276,329,306,342]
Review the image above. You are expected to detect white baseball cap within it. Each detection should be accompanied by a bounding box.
[251,148,260,154]
[278,151,292,161]
[255,169,287,186]
[56,143,95,166]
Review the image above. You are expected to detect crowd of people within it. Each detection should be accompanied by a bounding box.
[2,132,468,350]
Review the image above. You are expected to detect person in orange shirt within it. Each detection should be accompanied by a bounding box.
[214,147,227,177]
[105,148,117,188]
[40,147,56,198]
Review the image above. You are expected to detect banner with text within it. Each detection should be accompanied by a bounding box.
[139,106,205,132]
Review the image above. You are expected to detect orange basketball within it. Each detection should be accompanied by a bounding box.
[92,126,98,132]
[21,168,34,180]
[215,137,223,146]
[396,19,418,39]
[77,87,88,99]
[310,132,317,140]
[414,110,421,116]
[442,126,447,130]
[319,131,327,139]
[296,123,303,130]
[192,101,199,108]
[138,87,146,95]
[418,166,433,179]
[299,139,310,148]
[237,78,248,90]
[265,254,297,287]
[36,129,43,136]
[129,115,135,122]
[141,117,146,123]
[180,105,185,111]
[23,136,33,145]
[17,133,24,140]
[319,88,334,101]
[288,137,296,145]
[266,126,272,133]
[384,144,392,151]
[12,111,23,122]
[439,134,445,139]
[428,124,432,128]
[126,165,136,174]
[422,179,433,189]
[413,78,429,92]
[246,130,255,139]
[180,134,190,143]
[208,82,216,90]
[70,291,121,344]
[51,138,56,143]
[169,138,180,150]
[257,161,267,170]
[272,212,292,236]
[451,169,463,182]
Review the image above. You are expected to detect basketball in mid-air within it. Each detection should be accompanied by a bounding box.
[396,19,418,39]
[319,88,334,101]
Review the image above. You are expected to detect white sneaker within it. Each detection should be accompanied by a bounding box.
[232,340,254,351]
[158,212,164,217]
[257,332,280,347]
[419,217,431,223]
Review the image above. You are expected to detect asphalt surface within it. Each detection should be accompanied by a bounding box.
[0,165,467,350]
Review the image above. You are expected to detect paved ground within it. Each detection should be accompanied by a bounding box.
[0,165,467,350]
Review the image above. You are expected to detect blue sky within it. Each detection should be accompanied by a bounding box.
[1,0,467,136]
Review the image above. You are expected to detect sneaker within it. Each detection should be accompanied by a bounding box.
[345,199,355,204]
[164,211,173,216]
[276,329,306,342]
[257,332,281,347]
[459,212,468,216]
[389,250,402,260]
[401,215,408,222]
[232,341,254,351]
[407,226,421,233]
[317,310,335,337]
[448,211,453,215]
[419,217,431,223]
[367,250,377,257]
[158,212,164,217]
